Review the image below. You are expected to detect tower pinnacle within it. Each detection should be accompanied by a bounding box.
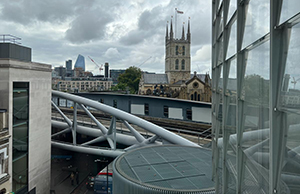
[187,19,191,42]
[170,18,174,40]
[166,22,169,41]
[181,23,185,40]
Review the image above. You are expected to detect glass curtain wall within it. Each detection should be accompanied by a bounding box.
[212,0,300,193]
[13,82,29,193]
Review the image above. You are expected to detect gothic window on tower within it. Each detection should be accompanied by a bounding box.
[176,46,178,55]
[183,46,185,55]
[181,59,185,70]
[175,59,179,70]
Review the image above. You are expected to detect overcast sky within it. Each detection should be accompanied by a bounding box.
[0,0,211,75]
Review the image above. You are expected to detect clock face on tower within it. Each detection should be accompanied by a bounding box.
[178,46,183,54]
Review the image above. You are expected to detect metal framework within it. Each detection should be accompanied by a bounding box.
[51,91,199,158]
[212,0,300,193]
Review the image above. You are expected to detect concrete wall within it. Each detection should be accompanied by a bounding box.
[0,59,51,193]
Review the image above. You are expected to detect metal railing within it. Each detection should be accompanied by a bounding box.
[0,34,22,44]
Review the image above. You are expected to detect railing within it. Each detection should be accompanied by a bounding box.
[0,34,22,44]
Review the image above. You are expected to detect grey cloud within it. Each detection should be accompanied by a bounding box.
[65,10,113,43]
[120,29,152,45]
[0,0,75,24]
[120,5,166,46]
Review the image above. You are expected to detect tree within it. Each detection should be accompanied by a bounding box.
[244,74,269,106]
[116,66,141,94]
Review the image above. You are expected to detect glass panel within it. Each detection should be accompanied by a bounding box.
[241,41,270,193]
[281,113,300,194]
[13,82,29,193]
[218,66,224,91]
[13,89,29,125]
[224,58,237,193]
[218,36,224,65]
[226,21,237,59]
[226,58,237,117]
[242,0,270,49]
[227,0,237,24]
[218,8,224,37]
[280,23,300,110]
[13,155,28,193]
[279,23,300,193]
[13,123,28,159]
[280,0,300,24]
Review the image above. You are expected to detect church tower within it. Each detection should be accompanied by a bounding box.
[165,19,191,84]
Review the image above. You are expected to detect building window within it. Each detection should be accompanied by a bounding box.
[145,104,149,115]
[181,59,185,70]
[113,100,117,108]
[198,94,200,101]
[13,82,29,193]
[194,92,198,101]
[163,106,168,117]
[176,46,178,55]
[183,46,185,55]
[191,94,193,100]
[175,59,179,70]
[186,109,192,120]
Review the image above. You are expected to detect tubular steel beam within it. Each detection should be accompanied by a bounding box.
[52,141,124,158]
[52,90,199,147]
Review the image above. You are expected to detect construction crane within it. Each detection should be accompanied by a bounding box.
[137,56,152,67]
[291,77,300,89]
[88,56,103,74]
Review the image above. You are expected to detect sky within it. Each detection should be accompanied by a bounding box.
[0,0,212,75]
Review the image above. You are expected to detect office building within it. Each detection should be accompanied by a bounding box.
[0,41,51,193]
[65,60,72,71]
[74,54,85,71]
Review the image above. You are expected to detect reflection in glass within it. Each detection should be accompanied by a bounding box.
[243,0,270,49]
[280,0,300,24]
[227,0,237,24]
[281,23,300,110]
[224,58,237,192]
[13,82,29,193]
[218,65,223,91]
[241,41,270,193]
[226,21,237,59]
[218,37,224,65]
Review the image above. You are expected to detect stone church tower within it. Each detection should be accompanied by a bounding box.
[165,19,191,84]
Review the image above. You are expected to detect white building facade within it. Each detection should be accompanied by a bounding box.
[0,43,51,194]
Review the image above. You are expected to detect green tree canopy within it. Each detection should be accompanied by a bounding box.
[244,74,269,106]
[116,66,141,94]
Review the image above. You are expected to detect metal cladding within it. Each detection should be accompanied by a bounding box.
[0,43,31,62]
[113,145,215,194]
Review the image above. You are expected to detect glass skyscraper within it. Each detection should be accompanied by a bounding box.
[74,54,85,71]
[212,0,300,193]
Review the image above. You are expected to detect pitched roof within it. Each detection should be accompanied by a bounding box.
[143,73,169,84]
[191,74,206,82]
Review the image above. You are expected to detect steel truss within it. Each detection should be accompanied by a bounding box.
[51,91,198,158]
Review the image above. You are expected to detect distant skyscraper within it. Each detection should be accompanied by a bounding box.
[74,54,85,71]
[105,62,109,78]
[66,60,72,71]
